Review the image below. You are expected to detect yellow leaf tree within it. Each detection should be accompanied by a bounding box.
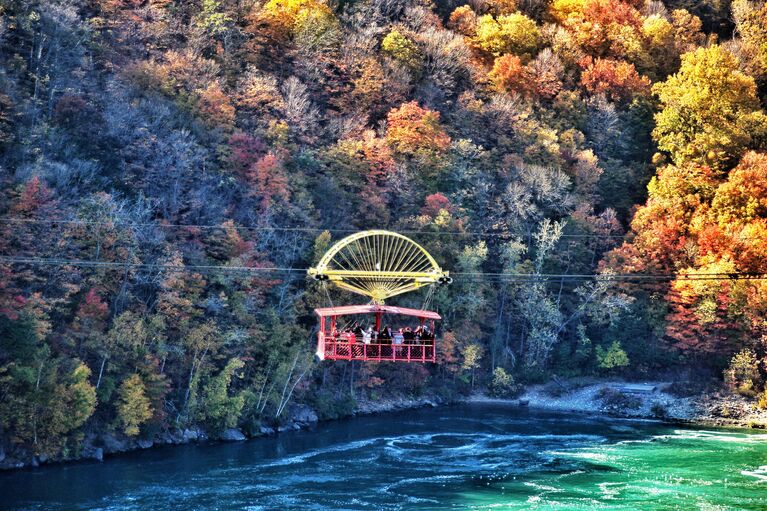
[652,45,767,170]
[116,374,153,436]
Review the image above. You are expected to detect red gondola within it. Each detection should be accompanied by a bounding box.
[314,305,440,363]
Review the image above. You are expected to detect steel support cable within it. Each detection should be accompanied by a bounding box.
[2,255,767,281]
[0,217,628,239]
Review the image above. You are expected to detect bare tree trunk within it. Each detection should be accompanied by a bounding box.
[556,284,603,336]
[275,355,298,418]
[183,349,199,412]
[35,361,44,390]
[113,250,134,315]
[259,378,278,415]
[493,290,507,370]
[255,362,273,413]
[96,355,107,389]
[339,362,347,394]
[505,311,513,365]
[276,359,311,418]
[183,347,208,419]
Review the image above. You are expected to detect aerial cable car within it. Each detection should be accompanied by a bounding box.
[308,230,451,363]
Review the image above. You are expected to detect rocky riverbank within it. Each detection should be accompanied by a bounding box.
[0,403,320,471]
[4,379,765,471]
[468,377,767,429]
[0,395,450,471]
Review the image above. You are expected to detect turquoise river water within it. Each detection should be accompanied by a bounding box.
[1,403,767,510]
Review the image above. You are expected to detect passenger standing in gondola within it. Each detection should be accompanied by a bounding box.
[414,325,423,344]
[379,325,392,344]
[352,321,363,337]
[403,327,414,344]
[393,328,405,357]
[363,326,377,357]
[421,325,434,345]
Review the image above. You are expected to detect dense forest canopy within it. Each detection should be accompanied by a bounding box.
[1,0,767,458]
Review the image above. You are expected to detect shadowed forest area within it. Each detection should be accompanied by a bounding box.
[1,0,767,463]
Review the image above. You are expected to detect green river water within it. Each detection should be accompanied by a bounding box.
[1,403,766,510]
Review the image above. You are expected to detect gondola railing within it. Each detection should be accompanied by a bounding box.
[322,336,436,362]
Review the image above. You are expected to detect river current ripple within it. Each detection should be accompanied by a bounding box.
[2,403,767,510]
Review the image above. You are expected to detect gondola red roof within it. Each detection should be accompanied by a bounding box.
[313,304,441,320]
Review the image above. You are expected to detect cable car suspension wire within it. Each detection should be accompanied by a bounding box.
[0,216,627,239]
[1,256,767,282]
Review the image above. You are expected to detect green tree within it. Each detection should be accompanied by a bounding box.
[116,374,153,436]
[0,356,96,456]
[65,364,97,432]
[652,45,767,169]
[724,348,762,395]
[488,367,519,397]
[198,358,245,432]
[596,341,630,370]
[381,29,422,70]
[195,0,233,37]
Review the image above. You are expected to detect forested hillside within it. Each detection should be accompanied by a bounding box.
[1,0,767,462]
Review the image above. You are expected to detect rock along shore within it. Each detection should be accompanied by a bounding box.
[0,397,444,471]
[468,377,767,429]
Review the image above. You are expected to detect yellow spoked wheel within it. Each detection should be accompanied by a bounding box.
[308,230,451,304]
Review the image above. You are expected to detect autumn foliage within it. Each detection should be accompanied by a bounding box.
[608,152,767,361]
[579,57,650,103]
[488,54,532,95]
[386,102,451,155]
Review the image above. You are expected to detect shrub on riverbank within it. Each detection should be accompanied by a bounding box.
[488,368,522,398]
[311,391,356,421]
[596,387,642,413]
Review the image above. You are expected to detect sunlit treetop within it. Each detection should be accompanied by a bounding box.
[381,28,422,70]
[473,12,540,59]
[484,0,518,16]
[262,0,333,22]
[732,0,767,81]
[579,57,650,103]
[604,163,719,273]
[550,0,588,23]
[488,54,530,95]
[550,0,644,23]
[195,0,234,37]
[711,152,767,226]
[552,0,644,56]
[652,45,767,170]
[386,101,451,155]
[258,0,337,39]
[448,5,478,36]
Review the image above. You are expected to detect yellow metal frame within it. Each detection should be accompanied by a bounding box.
[308,230,448,303]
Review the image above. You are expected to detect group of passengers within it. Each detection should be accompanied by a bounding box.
[331,322,435,346]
